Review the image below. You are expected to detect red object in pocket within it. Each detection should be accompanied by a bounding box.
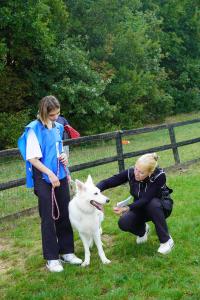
[64,125,80,139]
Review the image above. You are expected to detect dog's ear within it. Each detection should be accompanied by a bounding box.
[86,174,93,185]
[75,179,85,191]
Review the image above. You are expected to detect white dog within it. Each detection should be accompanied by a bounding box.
[69,175,111,267]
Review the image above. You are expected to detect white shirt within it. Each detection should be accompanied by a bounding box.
[26,129,42,160]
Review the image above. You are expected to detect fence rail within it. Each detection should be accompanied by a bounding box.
[1,118,200,222]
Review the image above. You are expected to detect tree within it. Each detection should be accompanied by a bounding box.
[152,0,200,113]
[0,0,113,148]
[66,0,173,128]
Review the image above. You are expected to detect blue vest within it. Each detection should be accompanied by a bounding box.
[18,120,70,188]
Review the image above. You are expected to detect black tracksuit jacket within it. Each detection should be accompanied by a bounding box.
[96,167,172,210]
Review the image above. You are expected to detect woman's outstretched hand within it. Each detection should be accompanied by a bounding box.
[113,206,129,215]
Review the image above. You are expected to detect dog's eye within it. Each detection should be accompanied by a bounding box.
[94,192,98,195]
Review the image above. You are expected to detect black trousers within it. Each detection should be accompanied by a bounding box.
[118,198,170,243]
[33,171,74,260]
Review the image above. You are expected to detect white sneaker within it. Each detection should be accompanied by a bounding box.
[136,223,150,244]
[158,237,174,255]
[46,260,64,272]
[60,253,82,265]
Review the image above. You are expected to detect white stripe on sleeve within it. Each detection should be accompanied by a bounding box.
[26,129,42,160]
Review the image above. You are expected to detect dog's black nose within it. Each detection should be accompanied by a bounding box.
[106,199,110,203]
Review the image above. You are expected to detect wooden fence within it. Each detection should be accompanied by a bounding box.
[1,118,200,222]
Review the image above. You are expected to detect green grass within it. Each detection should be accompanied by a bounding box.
[1,111,200,299]
[1,163,200,299]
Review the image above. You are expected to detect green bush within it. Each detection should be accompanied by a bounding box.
[0,110,30,150]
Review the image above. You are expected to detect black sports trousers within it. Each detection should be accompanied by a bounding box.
[118,197,170,243]
[33,168,74,260]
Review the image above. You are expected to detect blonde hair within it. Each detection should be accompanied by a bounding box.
[136,153,159,174]
[37,95,60,124]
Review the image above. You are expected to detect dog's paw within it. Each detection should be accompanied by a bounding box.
[81,261,90,267]
[102,258,111,264]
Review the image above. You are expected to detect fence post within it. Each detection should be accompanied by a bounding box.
[168,125,180,164]
[115,131,125,172]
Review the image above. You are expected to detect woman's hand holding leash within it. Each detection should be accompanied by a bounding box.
[48,171,60,188]
[59,152,68,167]
[28,158,60,188]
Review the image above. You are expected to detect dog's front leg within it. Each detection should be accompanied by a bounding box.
[79,233,90,267]
[93,231,111,264]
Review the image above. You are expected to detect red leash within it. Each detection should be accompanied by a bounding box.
[51,158,70,220]
[51,159,60,220]
[52,187,60,220]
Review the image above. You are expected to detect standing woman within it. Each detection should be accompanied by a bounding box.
[97,153,174,255]
[18,95,82,272]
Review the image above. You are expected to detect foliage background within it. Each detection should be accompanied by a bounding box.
[0,0,199,149]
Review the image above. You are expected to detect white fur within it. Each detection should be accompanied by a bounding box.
[69,175,111,267]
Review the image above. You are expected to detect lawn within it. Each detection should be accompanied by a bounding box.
[1,162,200,300]
[1,111,200,299]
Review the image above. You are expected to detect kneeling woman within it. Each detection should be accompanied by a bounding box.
[96,153,174,255]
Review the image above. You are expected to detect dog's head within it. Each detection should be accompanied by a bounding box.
[75,175,109,211]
